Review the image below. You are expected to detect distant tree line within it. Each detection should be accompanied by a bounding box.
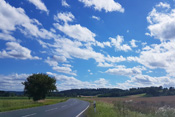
[1,86,175,97]
[0,91,23,97]
[55,86,175,97]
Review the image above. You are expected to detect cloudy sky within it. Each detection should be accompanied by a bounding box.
[0,0,175,91]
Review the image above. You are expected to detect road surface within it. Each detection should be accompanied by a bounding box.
[0,99,89,117]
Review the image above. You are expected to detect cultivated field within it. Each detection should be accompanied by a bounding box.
[0,97,67,112]
[84,95,175,117]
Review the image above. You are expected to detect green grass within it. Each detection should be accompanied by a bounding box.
[85,101,118,117]
[85,101,152,117]
[0,97,67,112]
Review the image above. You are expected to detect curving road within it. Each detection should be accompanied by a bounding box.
[0,99,89,117]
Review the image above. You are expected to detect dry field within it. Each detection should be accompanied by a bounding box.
[86,96,175,105]
[85,95,175,115]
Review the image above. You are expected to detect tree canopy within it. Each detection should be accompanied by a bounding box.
[22,73,57,101]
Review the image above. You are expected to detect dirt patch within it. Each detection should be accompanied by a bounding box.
[37,99,45,102]
[85,96,175,107]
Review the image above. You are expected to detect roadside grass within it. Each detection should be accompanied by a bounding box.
[85,101,118,117]
[84,100,150,117]
[84,96,175,117]
[0,97,67,112]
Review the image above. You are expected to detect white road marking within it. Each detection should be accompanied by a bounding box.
[21,113,36,117]
[76,105,89,117]
[45,108,57,112]
[61,105,67,108]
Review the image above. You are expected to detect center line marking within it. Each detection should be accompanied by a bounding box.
[21,113,36,117]
[61,105,67,108]
[45,108,57,112]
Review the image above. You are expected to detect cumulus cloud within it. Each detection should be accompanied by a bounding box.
[117,74,175,89]
[137,41,175,76]
[0,33,16,41]
[146,3,175,41]
[0,42,40,60]
[0,73,30,91]
[79,0,124,13]
[95,41,111,48]
[130,39,138,48]
[53,65,77,76]
[45,55,75,76]
[28,0,49,14]
[0,0,55,40]
[92,16,100,20]
[53,12,96,42]
[54,12,74,23]
[106,66,143,76]
[54,23,96,42]
[61,0,70,7]
[109,35,132,52]
[47,72,114,90]
[97,62,114,67]
[156,2,170,9]
[52,38,105,63]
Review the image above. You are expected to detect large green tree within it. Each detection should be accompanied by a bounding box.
[22,73,57,101]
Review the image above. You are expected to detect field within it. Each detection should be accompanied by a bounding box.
[84,95,175,117]
[0,97,67,112]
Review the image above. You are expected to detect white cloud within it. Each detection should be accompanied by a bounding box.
[97,62,113,67]
[52,38,105,63]
[47,72,114,90]
[62,0,70,7]
[53,12,96,42]
[28,0,49,14]
[127,56,139,62]
[94,78,108,86]
[95,41,111,48]
[137,41,175,76]
[79,0,124,13]
[106,66,143,76]
[109,35,132,52]
[54,23,96,42]
[92,15,100,20]
[54,12,74,23]
[105,55,126,63]
[146,3,175,41]
[117,74,175,89]
[0,33,16,41]
[0,73,30,91]
[130,39,138,48]
[0,42,40,60]
[45,55,75,76]
[0,0,55,40]
[53,65,77,76]
[156,2,170,9]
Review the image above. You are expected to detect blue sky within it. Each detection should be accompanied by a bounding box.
[0,0,175,91]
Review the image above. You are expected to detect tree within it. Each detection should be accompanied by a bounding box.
[22,73,57,101]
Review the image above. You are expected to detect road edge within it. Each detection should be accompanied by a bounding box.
[76,103,90,117]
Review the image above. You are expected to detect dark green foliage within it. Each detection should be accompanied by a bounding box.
[57,86,175,97]
[0,91,16,97]
[22,73,57,101]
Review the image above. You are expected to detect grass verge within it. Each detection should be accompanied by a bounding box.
[0,97,67,112]
[84,100,151,117]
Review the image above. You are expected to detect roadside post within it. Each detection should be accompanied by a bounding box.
[93,101,96,112]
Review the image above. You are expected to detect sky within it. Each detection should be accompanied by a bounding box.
[0,0,175,91]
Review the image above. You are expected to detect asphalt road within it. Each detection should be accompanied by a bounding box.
[0,99,90,117]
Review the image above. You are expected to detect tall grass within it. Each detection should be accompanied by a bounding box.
[113,100,175,117]
[85,101,148,117]
[86,101,118,117]
[0,97,67,112]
